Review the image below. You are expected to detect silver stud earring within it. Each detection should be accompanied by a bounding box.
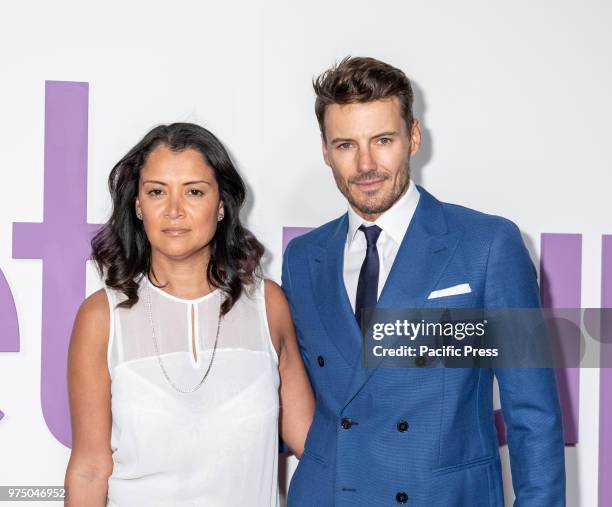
[136,210,143,219]
[217,214,224,222]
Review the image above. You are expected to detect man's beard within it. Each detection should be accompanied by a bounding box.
[336,163,410,217]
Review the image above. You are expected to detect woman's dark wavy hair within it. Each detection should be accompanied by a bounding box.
[91,122,264,315]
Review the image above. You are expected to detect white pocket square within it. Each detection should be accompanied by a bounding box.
[427,283,472,299]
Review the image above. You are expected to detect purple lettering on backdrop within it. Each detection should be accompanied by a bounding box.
[539,233,581,445]
[282,227,313,253]
[0,267,20,420]
[493,410,507,446]
[599,235,612,506]
[0,268,20,353]
[12,81,101,447]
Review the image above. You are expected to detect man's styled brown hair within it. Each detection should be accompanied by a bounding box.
[313,56,415,140]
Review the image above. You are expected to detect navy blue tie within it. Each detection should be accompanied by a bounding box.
[355,224,382,324]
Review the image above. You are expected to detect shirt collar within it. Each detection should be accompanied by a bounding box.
[346,180,420,246]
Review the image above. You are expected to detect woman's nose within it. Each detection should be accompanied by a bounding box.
[165,194,185,219]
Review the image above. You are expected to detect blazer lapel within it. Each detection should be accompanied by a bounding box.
[343,186,462,408]
[310,215,364,367]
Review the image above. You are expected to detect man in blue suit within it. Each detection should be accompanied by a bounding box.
[282,56,565,506]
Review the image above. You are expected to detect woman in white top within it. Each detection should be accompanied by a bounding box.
[64,123,314,506]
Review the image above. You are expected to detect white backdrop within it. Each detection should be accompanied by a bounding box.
[1,1,611,505]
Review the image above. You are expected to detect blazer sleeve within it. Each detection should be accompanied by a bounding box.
[281,240,299,335]
[281,240,311,371]
[485,219,566,506]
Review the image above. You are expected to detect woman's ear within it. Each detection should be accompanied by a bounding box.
[217,201,224,222]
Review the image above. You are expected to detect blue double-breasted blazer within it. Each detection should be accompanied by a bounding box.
[282,185,565,506]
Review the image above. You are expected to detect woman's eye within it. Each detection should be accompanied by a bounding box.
[188,188,204,196]
[147,189,163,196]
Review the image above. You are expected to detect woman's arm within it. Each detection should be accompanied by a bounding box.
[64,289,113,506]
[264,280,314,459]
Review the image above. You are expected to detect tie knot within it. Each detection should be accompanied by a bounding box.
[359,224,382,247]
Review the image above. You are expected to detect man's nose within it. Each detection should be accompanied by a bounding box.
[357,146,376,173]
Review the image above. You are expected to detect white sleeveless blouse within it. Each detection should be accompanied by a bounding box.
[104,277,280,507]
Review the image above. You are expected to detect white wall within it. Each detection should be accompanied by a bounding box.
[1,1,610,505]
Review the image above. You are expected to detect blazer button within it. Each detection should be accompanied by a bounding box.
[395,491,408,503]
[397,420,409,432]
[341,418,352,430]
[317,355,325,367]
[415,355,427,367]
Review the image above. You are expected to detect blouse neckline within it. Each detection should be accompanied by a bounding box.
[144,276,220,304]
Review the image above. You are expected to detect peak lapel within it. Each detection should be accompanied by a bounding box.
[309,215,363,367]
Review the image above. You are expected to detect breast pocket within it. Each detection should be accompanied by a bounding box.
[426,292,477,308]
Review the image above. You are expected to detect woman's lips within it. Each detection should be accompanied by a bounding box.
[162,228,190,236]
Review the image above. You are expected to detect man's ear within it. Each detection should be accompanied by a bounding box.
[321,134,331,167]
[410,119,421,157]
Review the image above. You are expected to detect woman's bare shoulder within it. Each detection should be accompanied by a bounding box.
[71,288,111,349]
[263,278,285,302]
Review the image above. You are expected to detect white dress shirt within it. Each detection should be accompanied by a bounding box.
[343,180,420,311]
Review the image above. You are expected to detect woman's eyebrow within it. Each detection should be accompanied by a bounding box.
[142,180,212,186]
[183,180,211,186]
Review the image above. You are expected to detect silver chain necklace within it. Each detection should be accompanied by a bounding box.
[144,283,222,394]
